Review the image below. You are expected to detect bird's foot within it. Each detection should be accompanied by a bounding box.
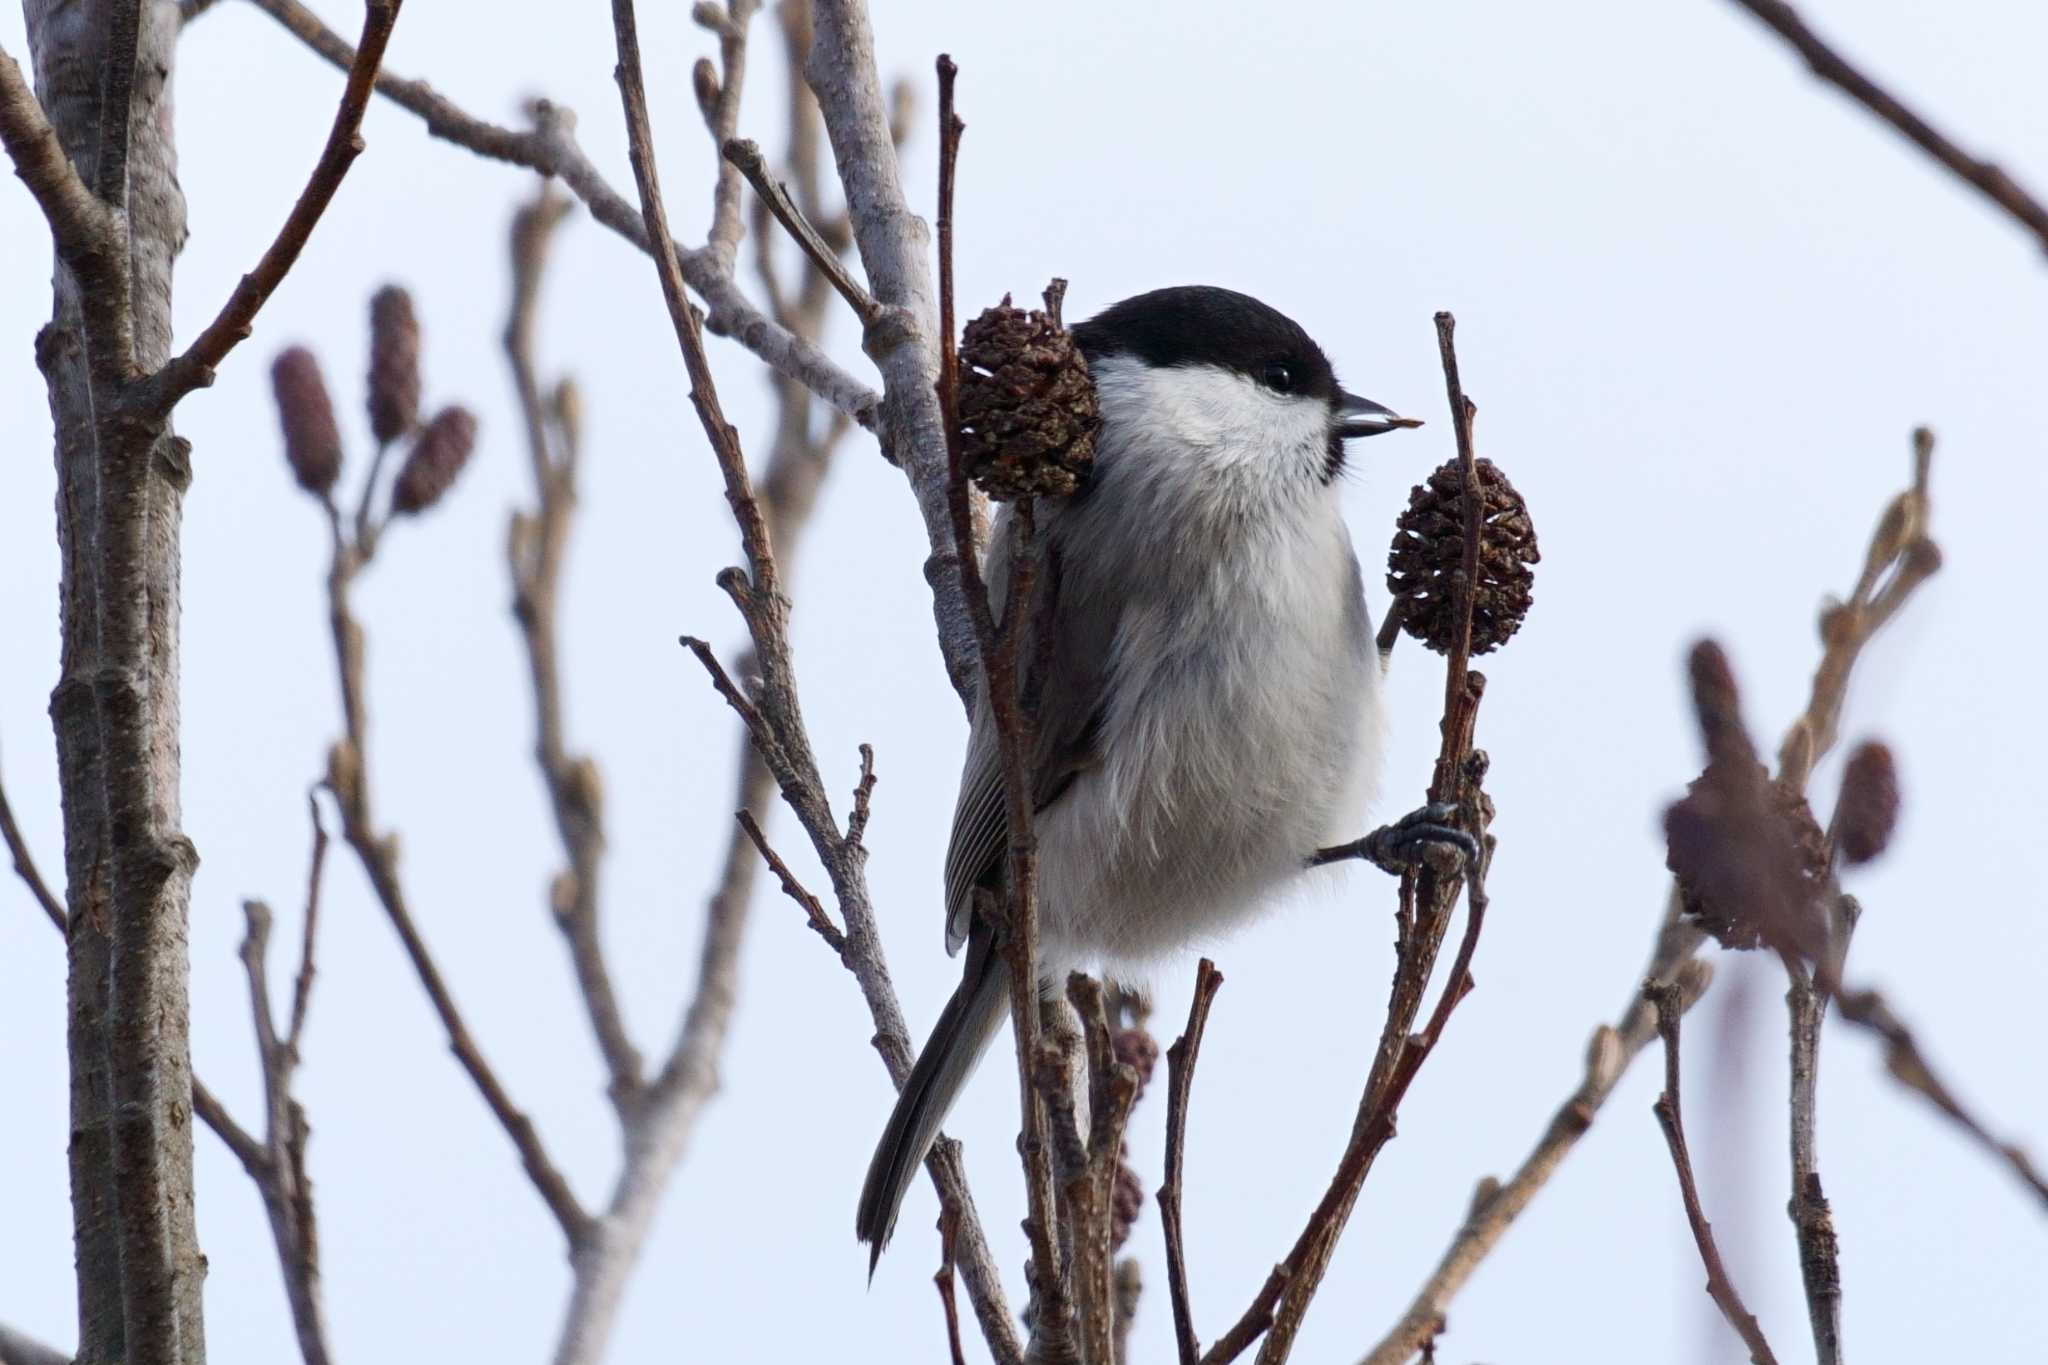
[1315,802,1479,877]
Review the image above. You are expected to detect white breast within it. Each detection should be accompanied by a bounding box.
[1034,358,1386,972]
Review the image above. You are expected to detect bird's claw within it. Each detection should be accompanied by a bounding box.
[1354,802,1480,876]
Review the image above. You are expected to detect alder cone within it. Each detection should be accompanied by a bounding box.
[271,346,342,497]
[1387,458,1539,655]
[367,284,422,443]
[957,293,1099,500]
[391,406,478,515]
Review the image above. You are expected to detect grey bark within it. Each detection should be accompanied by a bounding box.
[24,2,203,1361]
[804,0,982,709]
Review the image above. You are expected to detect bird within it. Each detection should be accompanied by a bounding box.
[856,284,1452,1268]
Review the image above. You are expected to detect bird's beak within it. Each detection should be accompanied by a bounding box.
[1336,390,1423,439]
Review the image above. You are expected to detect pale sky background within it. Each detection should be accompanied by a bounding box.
[3,2,2045,1362]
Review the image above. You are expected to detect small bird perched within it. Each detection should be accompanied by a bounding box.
[856,285,1452,1265]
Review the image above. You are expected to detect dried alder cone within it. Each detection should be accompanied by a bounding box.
[1834,740,1900,865]
[1663,641,1830,952]
[957,283,1100,500]
[392,406,479,515]
[1387,457,1540,654]
[367,283,423,443]
[272,346,343,497]
[1666,762,1830,951]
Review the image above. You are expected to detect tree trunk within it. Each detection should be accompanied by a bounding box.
[25,1,203,1361]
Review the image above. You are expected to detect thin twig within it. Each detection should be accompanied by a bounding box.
[724,136,883,325]
[927,52,1072,1357]
[1647,982,1781,1365]
[737,809,844,954]
[1828,979,2048,1209]
[1226,313,1493,1365]
[0,743,66,932]
[323,502,590,1249]
[1160,960,1224,1365]
[137,0,404,413]
[936,1207,970,1365]
[0,46,118,267]
[620,10,1027,1360]
[211,791,340,1365]
[238,0,879,424]
[284,790,330,1052]
[503,176,647,1110]
[1725,0,2048,256]
[807,0,985,706]
[1066,974,1143,1365]
[1358,923,1713,1365]
[1361,434,1942,1365]
[1786,969,1843,1365]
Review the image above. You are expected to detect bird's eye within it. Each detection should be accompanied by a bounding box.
[1263,362,1295,394]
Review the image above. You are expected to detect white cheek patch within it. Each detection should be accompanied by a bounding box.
[1090,356,1330,486]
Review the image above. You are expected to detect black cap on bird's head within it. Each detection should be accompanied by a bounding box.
[1071,285,1422,447]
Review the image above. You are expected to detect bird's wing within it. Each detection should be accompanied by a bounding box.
[941,512,1109,954]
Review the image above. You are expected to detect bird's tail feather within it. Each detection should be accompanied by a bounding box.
[855,928,1009,1274]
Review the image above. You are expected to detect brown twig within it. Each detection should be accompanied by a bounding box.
[1065,975,1143,1365]
[1725,0,2048,256]
[502,178,647,1112]
[213,793,339,1365]
[1647,981,1781,1365]
[1786,970,1842,1365]
[1828,980,2048,1209]
[1359,924,1713,1365]
[0,42,131,373]
[737,809,844,954]
[936,1207,969,1365]
[238,0,880,424]
[621,11,1024,1360]
[1160,960,1224,1365]
[1778,430,1937,791]
[0,46,119,272]
[0,743,66,932]
[1224,313,1493,1365]
[1362,434,1943,1365]
[137,0,403,413]
[323,497,591,1250]
[926,52,1072,1356]
[723,136,883,325]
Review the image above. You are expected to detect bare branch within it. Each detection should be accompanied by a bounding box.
[322,507,590,1249]
[614,9,1030,1361]
[0,47,117,269]
[1829,981,2048,1209]
[737,809,844,954]
[808,1,983,707]
[1786,971,1843,1365]
[723,136,883,324]
[1226,314,1495,1365]
[1647,981,1781,1365]
[0,1323,70,1365]
[0,743,66,932]
[137,0,403,414]
[936,1207,969,1365]
[1360,432,1941,1365]
[1160,960,1224,1365]
[1778,429,1938,791]
[239,0,880,424]
[1358,924,1713,1365]
[692,1,759,258]
[504,178,646,1109]
[1725,0,2048,256]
